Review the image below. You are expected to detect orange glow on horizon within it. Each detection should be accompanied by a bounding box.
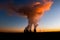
[0,26,60,32]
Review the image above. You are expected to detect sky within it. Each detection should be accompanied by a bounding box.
[0,0,60,31]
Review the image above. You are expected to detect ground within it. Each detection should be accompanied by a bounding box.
[0,32,60,39]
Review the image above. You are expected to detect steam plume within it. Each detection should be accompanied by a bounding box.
[0,0,53,20]
[0,0,53,31]
[8,0,53,22]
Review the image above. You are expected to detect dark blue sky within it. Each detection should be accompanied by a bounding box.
[0,0,60,29]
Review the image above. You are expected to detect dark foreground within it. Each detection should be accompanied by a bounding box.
[0,32,60,39]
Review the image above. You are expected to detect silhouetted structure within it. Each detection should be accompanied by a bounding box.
[24,24,38,32]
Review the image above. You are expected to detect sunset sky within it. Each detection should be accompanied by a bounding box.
[0,0,60,32]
